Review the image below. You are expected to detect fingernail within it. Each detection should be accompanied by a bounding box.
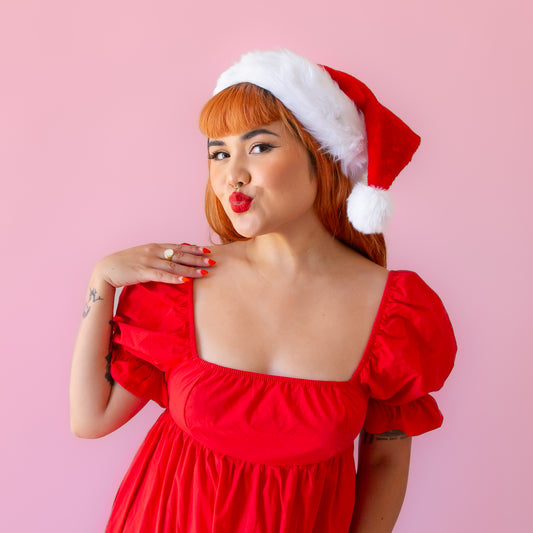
[180,276,192,283]
[181,242,192,246]
[202,247,211,254]
[207,258,216,265]
[198,269,209,276]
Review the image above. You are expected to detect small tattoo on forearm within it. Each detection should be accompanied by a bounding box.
[82,287,104,318]
[360,429,408,444]
[89,288,103,302]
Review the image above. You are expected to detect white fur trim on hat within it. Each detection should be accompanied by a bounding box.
[347,179,393,234]
[214,49,368,183]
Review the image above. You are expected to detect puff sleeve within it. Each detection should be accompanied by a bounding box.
[359,271,457,436]
[110,282,187,408]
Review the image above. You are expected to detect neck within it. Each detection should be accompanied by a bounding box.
[241,213,341,278]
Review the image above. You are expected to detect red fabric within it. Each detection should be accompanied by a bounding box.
[106,270,456,532]
[322,65,421,191]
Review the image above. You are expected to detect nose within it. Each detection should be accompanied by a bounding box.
[227,157,251,190]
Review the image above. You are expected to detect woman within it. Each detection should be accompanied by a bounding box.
[70,49,456,532]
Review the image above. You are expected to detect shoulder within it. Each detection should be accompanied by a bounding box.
[359,269,457,405]
[116,281,190,330]
[385,270,453,320]
[119,280,188,306]
[381,269,456,336]
[367,269,457,379]
[333,246,390,306]
[200,241,246,262]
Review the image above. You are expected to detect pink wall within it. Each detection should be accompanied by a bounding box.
[1,1,531,531]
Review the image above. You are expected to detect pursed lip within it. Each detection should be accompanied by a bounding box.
[229,191,253,213]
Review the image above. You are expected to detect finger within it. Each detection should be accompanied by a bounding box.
[159,243,212,258]
[159,245,215,267]
[141,268,194,285]
[155,259,211,279]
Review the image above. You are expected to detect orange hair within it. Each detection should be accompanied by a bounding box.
[198,83,387,267]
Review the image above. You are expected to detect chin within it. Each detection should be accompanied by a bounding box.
[231,225,261,239]
[230,219,269,239]
[225,212,261,239]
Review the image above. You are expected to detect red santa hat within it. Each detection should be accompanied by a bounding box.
[213,49,421,234]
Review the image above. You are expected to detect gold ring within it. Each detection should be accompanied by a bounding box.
[163,248,175,261]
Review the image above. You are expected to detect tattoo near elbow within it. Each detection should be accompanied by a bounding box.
[361,429,408,444]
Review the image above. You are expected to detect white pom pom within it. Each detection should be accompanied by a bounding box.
[347,182,393,234]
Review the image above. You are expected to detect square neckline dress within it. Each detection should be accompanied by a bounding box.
[106,270,456,532]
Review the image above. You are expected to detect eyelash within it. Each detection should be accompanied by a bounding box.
[207,151,228,161]
[208,143,277,160]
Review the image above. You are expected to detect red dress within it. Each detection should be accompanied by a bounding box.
[105,270,456,532]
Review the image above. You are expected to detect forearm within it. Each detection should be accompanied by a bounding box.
[69,271,117,437]
[350,431,412,533]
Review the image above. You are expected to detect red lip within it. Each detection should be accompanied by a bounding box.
[229,191,253,213]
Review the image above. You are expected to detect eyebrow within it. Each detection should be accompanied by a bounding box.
[207,128,280,148]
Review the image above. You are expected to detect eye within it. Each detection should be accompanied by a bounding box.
[250,143,276,154]
[208,150,229,161]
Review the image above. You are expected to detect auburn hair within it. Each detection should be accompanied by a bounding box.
[198,83,387,267]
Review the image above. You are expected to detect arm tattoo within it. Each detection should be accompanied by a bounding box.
[82,287,104,318]
[375,430,408,441]
[361,429,408,444]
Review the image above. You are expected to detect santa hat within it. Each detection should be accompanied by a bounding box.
[213,49,421,234]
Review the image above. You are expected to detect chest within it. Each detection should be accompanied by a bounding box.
[192,275,382,381]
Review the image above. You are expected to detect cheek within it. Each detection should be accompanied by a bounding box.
[208,169,224,199]
[276,160,316,201]
[268,158,307,191]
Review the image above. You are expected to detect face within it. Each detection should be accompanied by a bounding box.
[207,121,317,238]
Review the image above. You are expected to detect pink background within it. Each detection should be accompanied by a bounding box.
[1,1,531,531]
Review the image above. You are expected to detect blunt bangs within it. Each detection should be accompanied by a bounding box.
[199,83,292,139]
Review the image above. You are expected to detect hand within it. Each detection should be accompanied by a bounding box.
[93,243,214,289]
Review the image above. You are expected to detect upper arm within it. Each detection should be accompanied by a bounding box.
[103,382,149,433]
[73,383,149,439]
[358,429,412,468]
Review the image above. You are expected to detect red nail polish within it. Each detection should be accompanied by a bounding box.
[207,259,216,265]
[180,276,192,283]
[181,242,192,246]
[202,247,211,253]
[199,269,209,276]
